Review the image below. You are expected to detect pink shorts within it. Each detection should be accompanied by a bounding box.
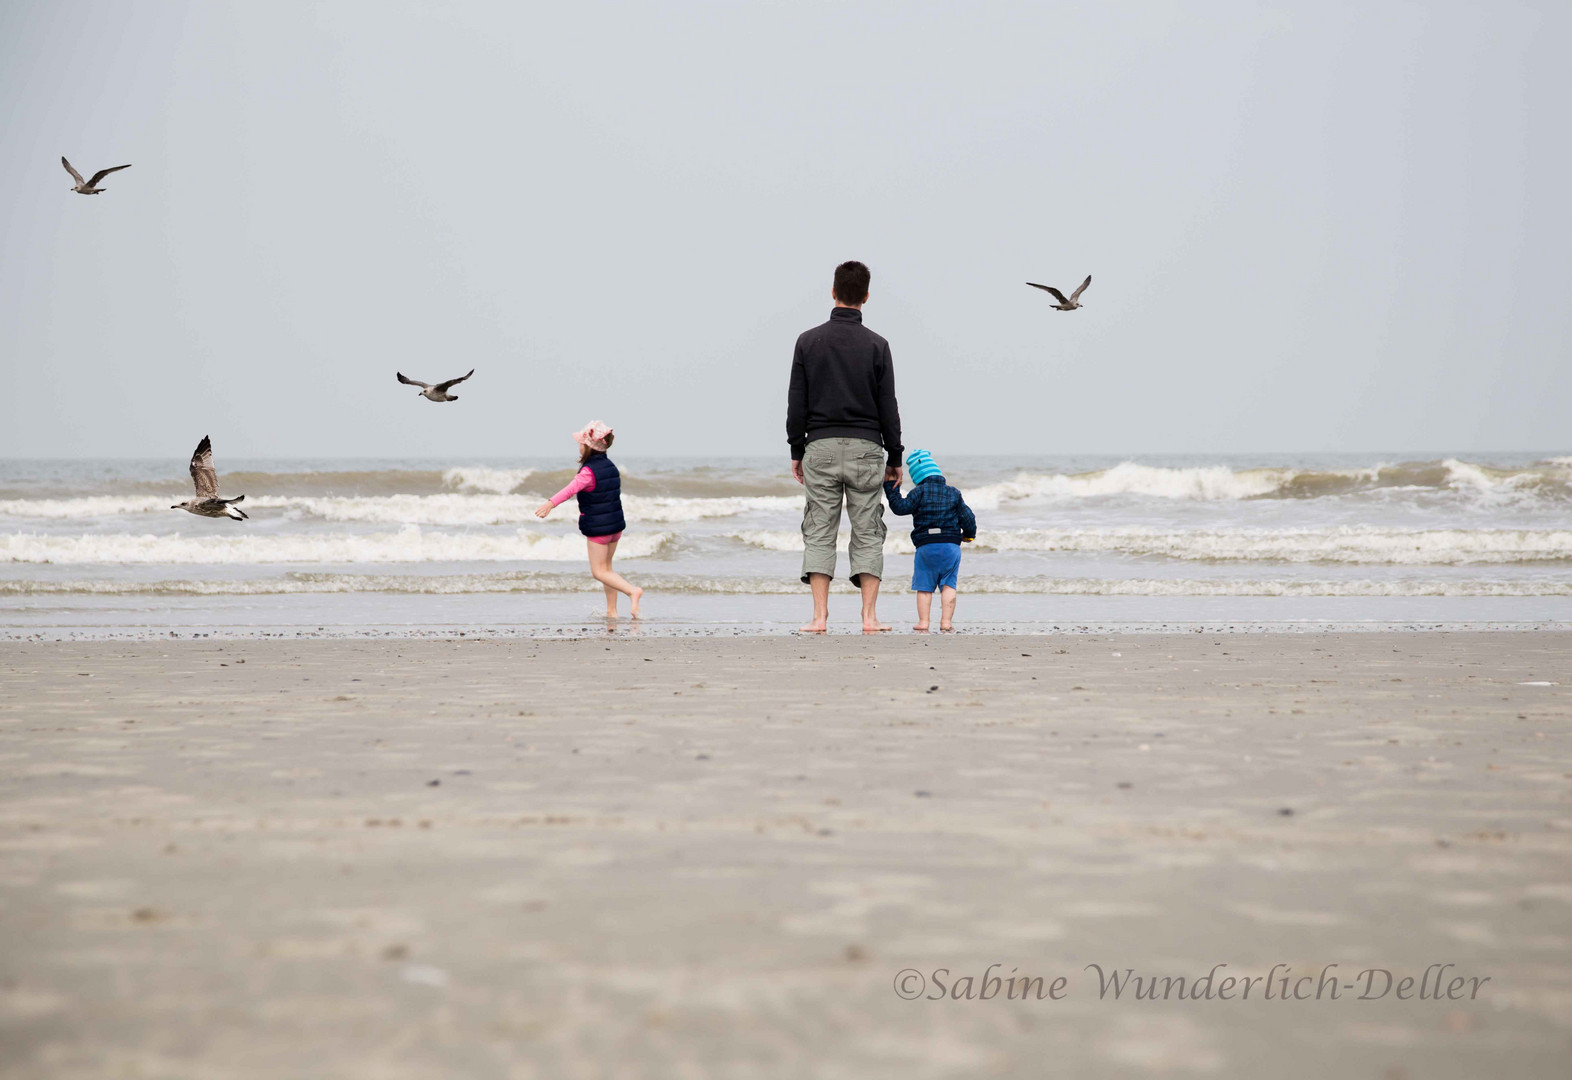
[587,531,623,546]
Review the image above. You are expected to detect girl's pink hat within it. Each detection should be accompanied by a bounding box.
[574,420,613,452]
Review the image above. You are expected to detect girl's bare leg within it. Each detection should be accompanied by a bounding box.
[913,591,933,631]
[939,586,957,631]
[588,539,642,618]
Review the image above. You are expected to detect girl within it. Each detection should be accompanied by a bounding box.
[535,421,642,618]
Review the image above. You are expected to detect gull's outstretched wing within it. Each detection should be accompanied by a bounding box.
[397,372,431,388]
[86,164,132,186]
[61,157,85,184]
[189,436,219,498]
[434,369,475,393]
[1070,275,1092,301]
[1026,282,1070,304]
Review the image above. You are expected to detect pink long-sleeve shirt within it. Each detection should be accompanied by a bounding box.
[548,467,622,544]
[548,466,596,507]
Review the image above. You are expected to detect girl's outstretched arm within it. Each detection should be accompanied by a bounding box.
[536,466,596,518]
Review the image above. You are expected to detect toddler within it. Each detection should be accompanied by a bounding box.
[883,449,975,631]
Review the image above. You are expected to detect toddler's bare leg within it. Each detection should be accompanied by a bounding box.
[939,586,957,631]
[914,591,932,631]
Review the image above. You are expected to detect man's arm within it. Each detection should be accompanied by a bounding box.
[786,340,808,465]
[877,341,903,469]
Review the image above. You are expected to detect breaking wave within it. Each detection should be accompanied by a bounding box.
[966,458,1572,507]
[440,466,536,494]
[8,456,1570,502]
[0,493,797,525]
[6,458,1569,518]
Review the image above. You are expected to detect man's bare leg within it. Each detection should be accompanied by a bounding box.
[939,586,957,631]
[800,573,830,633]
[913,591,933,631]
[860,575,890,632]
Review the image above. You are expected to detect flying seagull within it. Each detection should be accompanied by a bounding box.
[61,157,131,195]
[171,436,248,520]
[1026,275,1092,310]
[397,368,474,402]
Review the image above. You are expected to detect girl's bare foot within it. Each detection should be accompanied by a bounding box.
[913,622,929,632]
[798,618,827,633]
[629,587,643,619]
[862,620,891,632]
[939,621,954,631]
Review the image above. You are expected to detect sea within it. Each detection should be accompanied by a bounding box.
[3,453,1570,637]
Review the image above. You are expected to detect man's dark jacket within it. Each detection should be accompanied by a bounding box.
[786,307,903,466]
[884,475,977,548]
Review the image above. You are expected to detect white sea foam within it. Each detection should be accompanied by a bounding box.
[0,495,172,519]
[724,526,1572,565]
[2,573,1565,598]
[0,527,674,565]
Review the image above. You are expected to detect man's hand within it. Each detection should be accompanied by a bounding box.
[791,460,805,485]
[885,465,901,484]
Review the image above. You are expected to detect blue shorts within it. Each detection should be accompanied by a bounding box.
[912,543,962,592]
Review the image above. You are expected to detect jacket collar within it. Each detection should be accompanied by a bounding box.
[830,306,863,323]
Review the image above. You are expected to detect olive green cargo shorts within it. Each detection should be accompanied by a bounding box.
[800,437,887,586]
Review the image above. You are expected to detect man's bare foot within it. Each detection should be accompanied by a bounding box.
[798,619,827,633]
[939,621,954,631]
[629,588,643,619]
[913,622,930,632]
[862,620,891,632]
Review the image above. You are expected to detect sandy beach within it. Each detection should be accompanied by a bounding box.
[2,632,1570,1078]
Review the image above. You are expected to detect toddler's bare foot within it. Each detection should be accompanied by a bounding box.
[604,609,619,619]
[862,619,891,633]
[798,618,827,633]
[629,588,643,619]
[912,622,930,632]
[939,621,954,631]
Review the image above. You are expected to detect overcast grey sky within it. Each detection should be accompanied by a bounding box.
[2,0,1568,460]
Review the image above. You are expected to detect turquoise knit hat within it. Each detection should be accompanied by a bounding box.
[906,449,941,484]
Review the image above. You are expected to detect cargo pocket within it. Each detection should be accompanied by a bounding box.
[853,447,885,492]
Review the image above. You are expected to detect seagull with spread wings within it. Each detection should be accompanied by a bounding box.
[1026,275,1092,310]
[397,368,474,402]
[61,157,131,195]
[171,436,248,520]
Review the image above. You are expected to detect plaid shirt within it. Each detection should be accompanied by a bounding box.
[883,475,976,548]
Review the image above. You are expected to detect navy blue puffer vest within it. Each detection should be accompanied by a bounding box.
[576,453,626,537]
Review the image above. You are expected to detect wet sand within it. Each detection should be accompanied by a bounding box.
[1,633,1569,1078]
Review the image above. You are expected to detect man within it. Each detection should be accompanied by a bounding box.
[786,260,903,633]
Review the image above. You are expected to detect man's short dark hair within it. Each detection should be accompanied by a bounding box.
[833,261,871,305]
